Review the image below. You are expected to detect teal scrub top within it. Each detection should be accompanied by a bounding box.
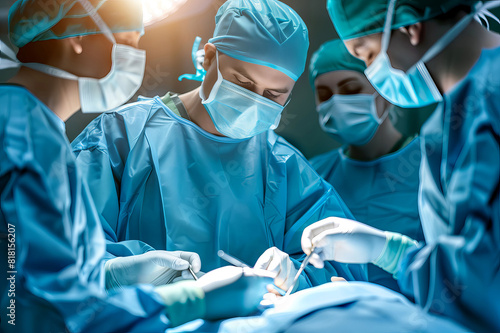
[0,85,173,332]
[72,95,367,291]
[310,137,424,292]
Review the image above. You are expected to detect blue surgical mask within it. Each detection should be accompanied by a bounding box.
[365,0,499,108]
[200,51,284,139]
[318,93,388,146]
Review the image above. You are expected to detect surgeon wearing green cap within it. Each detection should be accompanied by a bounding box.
[308,39,424,293]
[1,0,277,331]
[72,0,367,298]
[301,0,500,331]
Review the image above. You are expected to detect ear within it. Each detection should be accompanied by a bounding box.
[67,36,84,55]
[203,43,217,71]
[399,22,423,46]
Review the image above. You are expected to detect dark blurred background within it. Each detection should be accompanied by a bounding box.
[1,0,499,159]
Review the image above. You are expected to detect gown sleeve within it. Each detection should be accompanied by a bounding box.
[0,111,171,332]
[72,111,156,259]
[397,125,500,332]
[272,139,367,290]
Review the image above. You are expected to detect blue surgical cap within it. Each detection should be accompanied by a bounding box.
[9,0,144,48]
[209,0,309,81]
[309,39,366,88]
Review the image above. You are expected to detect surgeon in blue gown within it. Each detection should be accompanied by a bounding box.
[300,0,500,332]
[72,0,366,294]
[0,1,268,332]
[308,39,424,292]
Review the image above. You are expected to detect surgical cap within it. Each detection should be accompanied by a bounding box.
[309,39,366,87]
[209,0,309,81]
[327,0,480,40]
[9,0,143,48]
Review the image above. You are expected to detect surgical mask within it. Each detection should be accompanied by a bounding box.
[1,0,146,113]
[318,93,388,146]
[365,0,500,108]
[200,51,284,139]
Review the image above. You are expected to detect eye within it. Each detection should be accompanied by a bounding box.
[234,76,252,86]
[338,82,363,95]
[316,87,333,102]
[264,90,280,99]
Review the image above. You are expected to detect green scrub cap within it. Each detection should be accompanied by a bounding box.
[9,0,144,48]
[309,39,366,87]
[209,0,309,81]
[327,0,480,40]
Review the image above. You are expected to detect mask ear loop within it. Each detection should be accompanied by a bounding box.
[200,50,224,103]
[370,93,390,124]
[380,0,397,54]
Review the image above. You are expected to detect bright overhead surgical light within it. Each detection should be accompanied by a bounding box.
[142,0,188,26]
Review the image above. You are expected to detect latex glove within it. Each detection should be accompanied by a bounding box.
[197,266,274,321]
[254,247,298,292]
[105,250,201,290]
[301,217,387,268]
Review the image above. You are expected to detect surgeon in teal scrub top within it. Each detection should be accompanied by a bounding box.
[1,1,269,331]
[72,0,366,294]
[301,1,500,331]
[308,39,424,292]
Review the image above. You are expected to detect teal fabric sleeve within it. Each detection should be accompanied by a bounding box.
[373,232,418,276]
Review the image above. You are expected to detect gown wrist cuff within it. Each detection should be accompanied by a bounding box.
[372,231,418,276]
[158,281,206,327]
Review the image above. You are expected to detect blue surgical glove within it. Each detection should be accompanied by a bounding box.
[197,266,274,321]
[105,250,201,290]
[254,247,298,292]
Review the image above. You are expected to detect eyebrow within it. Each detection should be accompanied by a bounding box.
[337,77,359,86]
[232,65,291,94]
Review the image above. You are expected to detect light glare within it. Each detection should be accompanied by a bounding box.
[142,0,187,26]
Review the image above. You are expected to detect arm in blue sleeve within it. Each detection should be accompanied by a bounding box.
[281,152,367,289]
[73,130,155,259]
[396,127,500,332]
[1,167,171,332]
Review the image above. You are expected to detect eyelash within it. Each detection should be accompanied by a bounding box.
[265,91,279,98]
[236,77,252,86]
[235,76,280,99]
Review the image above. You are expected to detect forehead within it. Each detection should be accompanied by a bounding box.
[343,33,383,56]
[315,70,369,88]
[219,53,296,91]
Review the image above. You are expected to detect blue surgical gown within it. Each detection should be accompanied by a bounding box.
[72,96,366,289]
[310,139,424,292]
[0,85,172,333]
[397,46,500,332]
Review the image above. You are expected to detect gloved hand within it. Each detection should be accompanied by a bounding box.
[197,266,274,321]
[301,217,387,268]
[254,247,298,292]
[105,250,201,290]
